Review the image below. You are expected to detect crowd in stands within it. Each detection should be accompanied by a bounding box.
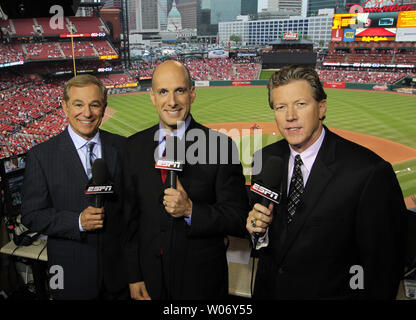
[129,57,261,81]
[1,41,415,158]
[97,73,137,87]
[0,78,67,158]
[0,44,25,65]
[0,71,29,91]
[323,49,416,66]
[318,69,415,84]
[0,40,116,63]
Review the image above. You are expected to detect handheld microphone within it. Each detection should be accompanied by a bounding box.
[250,156,284,242]
[85,158,114,208]
[155,136,183,189]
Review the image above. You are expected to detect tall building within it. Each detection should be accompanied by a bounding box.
[267,0,304,16]
[196,0,259,36]
[219,14,333,45]
[268,0,279,10]
[241,0,258,16]
[127,0,137,32]
[198,0,212,35]
[176,0,198,29]
[210,0,241,24]
[131,0,160,32]
[159,0,168,30]
[102,0,122,9]
[307,0,355,16]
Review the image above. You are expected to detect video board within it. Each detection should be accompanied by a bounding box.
[331,10,416,42]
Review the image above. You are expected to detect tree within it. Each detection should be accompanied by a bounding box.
[229,34,241,43]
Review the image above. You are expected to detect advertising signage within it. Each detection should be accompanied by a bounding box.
[333,12,399,29]
[398,11,416,27]
[332,10,416,42]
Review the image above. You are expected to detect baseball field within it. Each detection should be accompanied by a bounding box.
[101,86,416,203]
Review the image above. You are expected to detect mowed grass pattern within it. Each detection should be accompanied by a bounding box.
[102,87,416,197]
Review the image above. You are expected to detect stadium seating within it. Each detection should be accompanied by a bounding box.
[0,44,25,64]
[97,73,137,86]
[0,17,108,37]
[0,40,117,63]
[129,57,261,81]
[66,17,107,34]
[318,70,410,84]
[25,42,64,60]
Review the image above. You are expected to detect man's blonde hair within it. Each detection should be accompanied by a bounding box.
[63,74,107,105]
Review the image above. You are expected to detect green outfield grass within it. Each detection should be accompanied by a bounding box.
[102,87,416,197]
[259,70,275,80]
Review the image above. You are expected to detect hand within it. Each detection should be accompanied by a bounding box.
[129,281,151,300]
[80,206,104,231]
[246,202,274,236]
[163,178,192,218]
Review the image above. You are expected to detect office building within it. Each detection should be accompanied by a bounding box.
[241,0,258,16]
[176,0,198,29]
[218,14,333,46]
[131,0,160,32]
[159,0,168,30]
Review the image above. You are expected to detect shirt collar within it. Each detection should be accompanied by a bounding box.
[289,127,326,173]
[67,125,101,150]
[158,115,192,144]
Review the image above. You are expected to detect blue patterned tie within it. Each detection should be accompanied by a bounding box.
[287,155,304,224]
[85,141,96,179]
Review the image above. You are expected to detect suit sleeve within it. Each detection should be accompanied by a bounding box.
[122,141,143,284]
[355,160,407,299]
[187,138,250,238]
[21,149,81,241]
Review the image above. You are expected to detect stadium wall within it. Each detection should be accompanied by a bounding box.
[194,80,394,92]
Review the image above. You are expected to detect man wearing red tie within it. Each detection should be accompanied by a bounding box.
[123,60,249,300]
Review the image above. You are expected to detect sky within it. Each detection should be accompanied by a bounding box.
[258,0,268,11]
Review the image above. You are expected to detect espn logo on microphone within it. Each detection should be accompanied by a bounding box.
[250,183,280,204]
[85,185,114,194]
[155,160,184,171]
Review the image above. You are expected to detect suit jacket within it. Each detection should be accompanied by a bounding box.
[21,128,128,299]
[252,127,407,300]
[123,117,249,299]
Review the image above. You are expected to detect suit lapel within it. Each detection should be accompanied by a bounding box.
[179,118,199,193]
[100,130,117,179]
[58,128,89,183]
[147,124,165,190]
[277,129,337,265]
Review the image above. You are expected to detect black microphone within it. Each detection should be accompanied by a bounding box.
[85,158,114,208]
[166,136,178,189]
[250,156,284,242]
[155,136,183,189]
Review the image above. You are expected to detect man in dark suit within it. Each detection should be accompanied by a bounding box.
[21,75,128,299]
[124,60,249,300]
[246,65,407,299]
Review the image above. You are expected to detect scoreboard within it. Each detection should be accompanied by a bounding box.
[331,10,416,42]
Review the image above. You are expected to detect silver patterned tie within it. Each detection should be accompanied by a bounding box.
[85,141,96,179]
[287,155,305,224]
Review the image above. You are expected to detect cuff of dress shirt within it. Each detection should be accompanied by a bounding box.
[184,211,192,226]
[79,213,85,232]
[251,228,269,250]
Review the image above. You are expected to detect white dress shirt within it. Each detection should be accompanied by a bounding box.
[157,116,192,225]
[67,125,102,232]
[255,127,326,249]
